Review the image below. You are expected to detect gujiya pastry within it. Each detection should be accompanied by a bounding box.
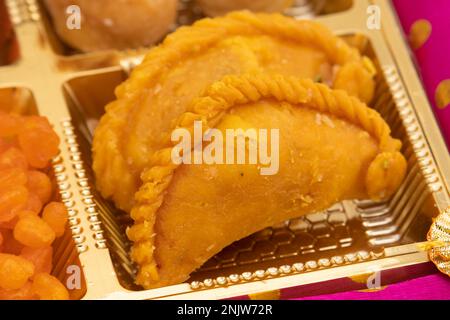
[92,11,406,289]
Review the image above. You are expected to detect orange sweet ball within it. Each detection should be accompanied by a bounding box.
[0,194,42,228]
[26,170,52,205]
[31,273,69,300]
[21,116,51,131]
[0,168,27,193]
[20,246,53,276]
[0,113,68,300]
[42,202,68,237]
[0,111,23,138]
[0,186,29,223]
[0,209,34,230]
[23,193,43,215]
[0,253,35,290]
[0,139,18,155]
[13,214,55,248]
[0,281,36,300]
[0,147,28,171]
[18,117,60,169]
[16,210,39,219]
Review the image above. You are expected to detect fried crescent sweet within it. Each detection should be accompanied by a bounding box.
[126,74,406,288]
[93,11,376,212]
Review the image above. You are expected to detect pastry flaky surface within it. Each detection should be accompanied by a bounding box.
[92,11,377,214]
[125,74,406,288]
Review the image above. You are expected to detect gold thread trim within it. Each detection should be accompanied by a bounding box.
[428,206,450,277]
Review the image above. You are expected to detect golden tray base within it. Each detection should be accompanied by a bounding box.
[0,0,449,299]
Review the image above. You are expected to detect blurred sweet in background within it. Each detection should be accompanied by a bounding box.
[44,0,178,52]
[0,0,19,65]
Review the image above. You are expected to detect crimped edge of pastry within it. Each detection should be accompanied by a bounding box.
[127,73,407,288]
[92,10,376,212]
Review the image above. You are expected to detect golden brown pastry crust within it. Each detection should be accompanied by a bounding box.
[93,11,376,213]
[126,74,406,288]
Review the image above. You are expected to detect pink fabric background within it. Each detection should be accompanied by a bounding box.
[292,1,450,299]
[393,0,450,150]
[294,273,450,300]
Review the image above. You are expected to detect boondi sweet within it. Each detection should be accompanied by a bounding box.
[0,111,69,300]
